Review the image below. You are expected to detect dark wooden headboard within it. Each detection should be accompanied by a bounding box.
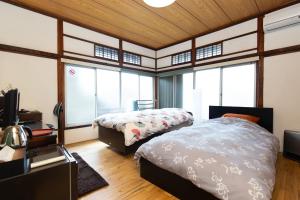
[209,106,273,133]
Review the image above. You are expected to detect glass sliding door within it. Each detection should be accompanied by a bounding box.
[159,76,174,108]
[195,68,221,120]
[175,74,183,108]
[139,75,154,101]
[121,72,139,112]
[65,65,96,126]
[222,63,256,107]
[97,69,120,115]
[182,73,194,112]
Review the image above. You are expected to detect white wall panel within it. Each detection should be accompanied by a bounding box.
[64,36,94,56]
[63,52,119,66]
[223,34,257,54]
[264,3,300,24]
[65,126,98,144]
[194,56,259,71]
[157,56,171,68]
[0,2,57,53]
[123,41,155,58]
[63,22,119,48]
[195,49,257,65]
[264,52,300,151]
[157,63,191,72]
[196,19,257,47]
[0,52,57,126]
[265,25,300,50]
[264,3,300,50]
[142,57,155,68]
[157,40,192,58]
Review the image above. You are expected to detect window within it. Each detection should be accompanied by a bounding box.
[95,45,119,61]
[65,65,96,126]
[121,72,154,111]
[182,73,194,112]
[222,64,256,107]
[159,76,174,108]
[140,76,154,101]
[66,65,155,127]
[123,52,141,65]
[121,73,139,112]
[97,69,120,115]
[195,63,256,120]
[196,43,222,60]
[195,68,221,121]
[172,51,191,65]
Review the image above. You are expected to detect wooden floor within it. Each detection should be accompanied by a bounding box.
[67,140,300,200]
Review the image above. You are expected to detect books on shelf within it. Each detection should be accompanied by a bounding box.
[28,145,66,169]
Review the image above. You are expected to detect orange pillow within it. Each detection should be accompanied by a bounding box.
[222,113,260,123]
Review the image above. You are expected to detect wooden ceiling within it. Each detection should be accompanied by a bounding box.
[6,0,299,49]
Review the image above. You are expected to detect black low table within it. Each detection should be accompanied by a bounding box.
[0,145,78,200]
[283,130,300,161]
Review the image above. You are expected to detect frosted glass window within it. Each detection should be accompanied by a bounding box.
[121,73,139,111]
[222,64,256,107]
[182,73,194,112]
[97,69,120,115]
[65,65,96,126]
[195,68,221,120]
[139,76,153,101]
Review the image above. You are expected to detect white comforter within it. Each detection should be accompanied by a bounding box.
[94,108,193,146]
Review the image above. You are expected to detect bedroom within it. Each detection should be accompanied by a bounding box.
[0,0,300,199]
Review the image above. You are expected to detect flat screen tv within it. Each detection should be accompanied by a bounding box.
[0,89,19,128]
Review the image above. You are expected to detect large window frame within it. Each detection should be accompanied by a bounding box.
[194,62,256,119]
[158,62,257,119]
[65,64,155,128]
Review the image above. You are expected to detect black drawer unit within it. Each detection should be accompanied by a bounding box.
[283,130,300,161]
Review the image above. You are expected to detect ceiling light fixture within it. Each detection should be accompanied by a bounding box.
[143,0,176,8]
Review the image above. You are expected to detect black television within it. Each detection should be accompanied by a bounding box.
[0,89,20,128]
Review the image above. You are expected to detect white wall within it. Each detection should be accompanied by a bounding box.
[65,126,98,144]
[196,19,257,47]
[157,40,192,58]
[264,3,300,50]
[0,52,57,126]
[264,52,300,151]
[0,1,57,53]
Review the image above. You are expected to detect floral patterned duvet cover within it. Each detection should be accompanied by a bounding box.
[135,117,280,200]
[94,108,193,146]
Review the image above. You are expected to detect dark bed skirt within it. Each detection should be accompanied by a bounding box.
[140,157,219,200]
[98,120,193,155]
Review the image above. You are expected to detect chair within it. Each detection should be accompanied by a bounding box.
[47,102,63,131]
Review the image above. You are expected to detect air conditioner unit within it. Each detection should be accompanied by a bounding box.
[264,15,300,32]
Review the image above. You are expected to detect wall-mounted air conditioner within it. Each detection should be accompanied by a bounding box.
[264,15,300,33]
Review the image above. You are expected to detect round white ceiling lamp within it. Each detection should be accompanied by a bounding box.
[143,0,176,8]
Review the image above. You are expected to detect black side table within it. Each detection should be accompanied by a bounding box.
[0,145,78,200]
[283,130,300,161]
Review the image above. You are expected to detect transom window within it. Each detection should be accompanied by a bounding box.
[172,51,191,65]
[196,43,222,60]
[123,52,141,65]
[95,45,119,61]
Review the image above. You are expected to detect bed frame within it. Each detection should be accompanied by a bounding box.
[98,116,193,155]
[140,106,274,200]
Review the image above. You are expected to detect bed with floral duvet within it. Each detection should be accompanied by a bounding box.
[94,108,193,154]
